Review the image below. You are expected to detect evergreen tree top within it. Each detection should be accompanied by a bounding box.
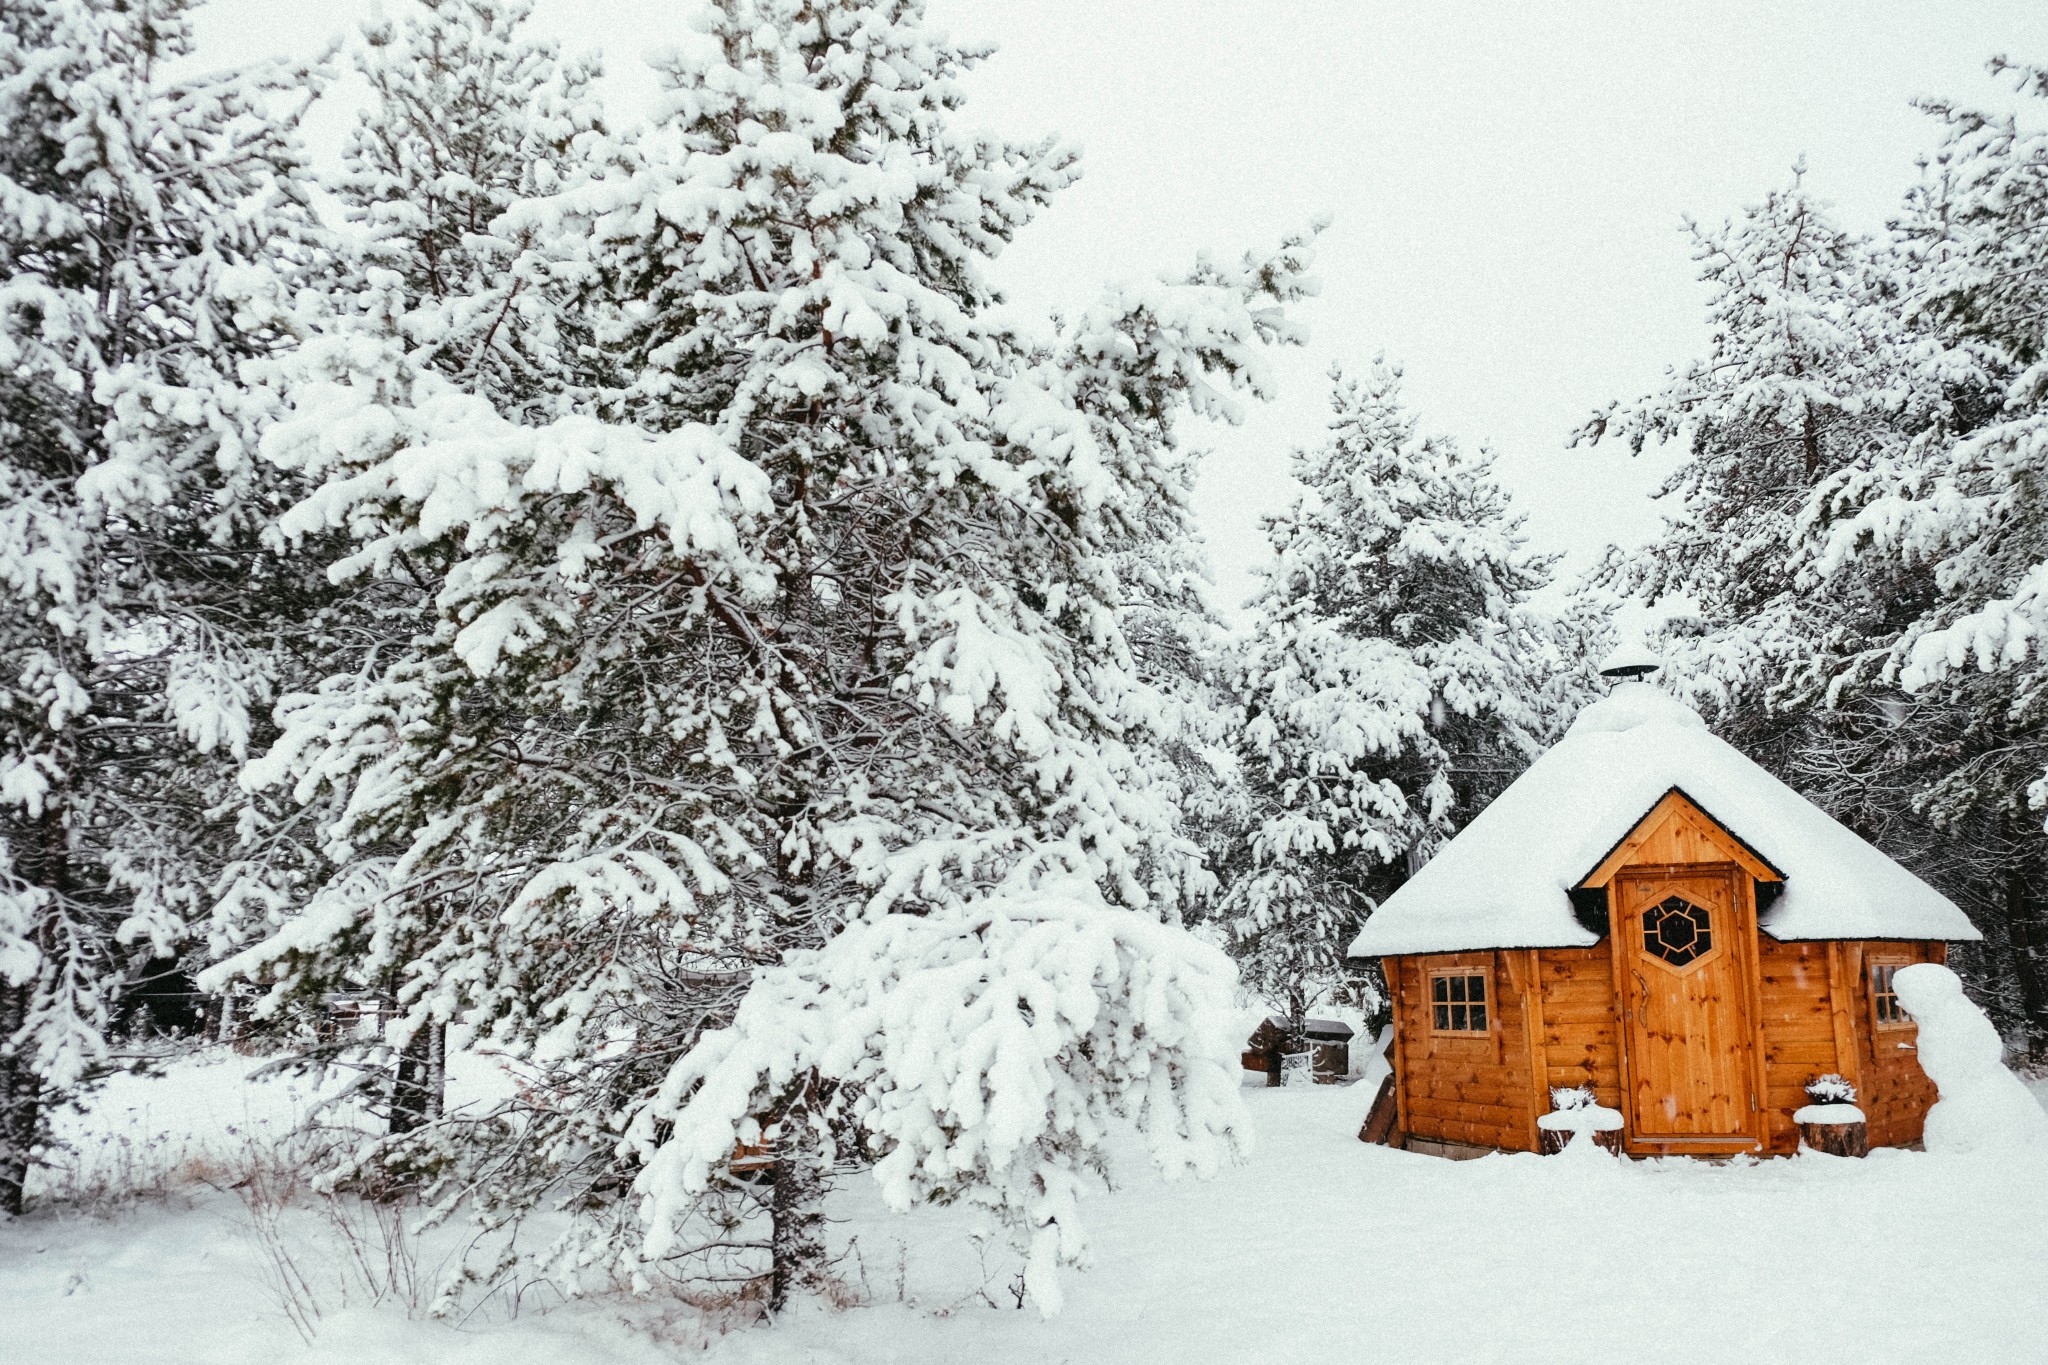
[1255,361,1550,644]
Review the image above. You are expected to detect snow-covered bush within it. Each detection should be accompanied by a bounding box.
[1796,1071,1864,1131]
[1893,963,2048,1153]
[1536,1086,1623,1156]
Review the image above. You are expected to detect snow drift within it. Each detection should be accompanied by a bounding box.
[1892,963,2048,1154]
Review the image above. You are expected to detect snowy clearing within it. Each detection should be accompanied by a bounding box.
[5,1053,2047,1365]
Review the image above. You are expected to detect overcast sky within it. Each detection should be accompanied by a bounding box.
[195,0,2048,613]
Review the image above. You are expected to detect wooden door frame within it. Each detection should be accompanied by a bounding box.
[1606,861,1768,1156]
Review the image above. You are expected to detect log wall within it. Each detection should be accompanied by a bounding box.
[1385,951,1538,1152]
[1388,934,1946,1156]
[1756,936,1839,1153]
[1840,939,1943,1150]
[1751,936,1943,1152]
[1534,945,1621,1106]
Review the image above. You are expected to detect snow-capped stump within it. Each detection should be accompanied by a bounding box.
[1891,965,2048,1154]
[1348,664,1979,1159]
[1794,1075,1868,1156]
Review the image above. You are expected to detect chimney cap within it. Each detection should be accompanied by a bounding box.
[1597,641,1663,679]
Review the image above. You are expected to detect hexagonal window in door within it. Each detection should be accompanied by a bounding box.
[1643,896,1713,967]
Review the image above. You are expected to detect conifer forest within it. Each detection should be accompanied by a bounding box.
[5,2,2048,1361]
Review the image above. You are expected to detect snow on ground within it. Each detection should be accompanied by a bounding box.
[6,1054,2048,1364]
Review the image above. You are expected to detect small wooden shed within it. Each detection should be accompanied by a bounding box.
[1242,1015,1355,1084]
[1349,674,1980,1158]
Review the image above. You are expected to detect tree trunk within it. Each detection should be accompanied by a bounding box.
[1284,983,1309,1066]
[768,1082,827,1313]
[425,1021,445,1122]
[1798,1119,1868,1157]
[0,979,38,1216]
[387,1022,446,1135]
[2004,867,2048,1061]
[3,804,70,1214]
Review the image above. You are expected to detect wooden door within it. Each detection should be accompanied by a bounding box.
[1614,868,1757,1148]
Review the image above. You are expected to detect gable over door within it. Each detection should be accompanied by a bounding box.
[1613,867,1760,1151]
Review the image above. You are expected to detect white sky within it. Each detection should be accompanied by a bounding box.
[194,0,2048,612]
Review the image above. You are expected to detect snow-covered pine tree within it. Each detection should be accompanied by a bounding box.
[0,0,321,1212]
[1795,63,2048,1049]
[1572,167,1955,745]
[1113,496,1247,942]
[333,0,605,421]
[1228,361,1554,1053]
[204,0,612,1143]
[601,8,1320,1309]
[211,0,1315,1312]
[1564,168,2041,1034]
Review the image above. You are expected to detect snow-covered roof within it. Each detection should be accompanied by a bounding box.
[1347,682,1978,956]
[1253,1015,1354,1041]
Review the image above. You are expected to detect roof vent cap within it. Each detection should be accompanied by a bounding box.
[1597,640,1662,679]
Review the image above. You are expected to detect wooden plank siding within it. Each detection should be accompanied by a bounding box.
[1756,936,1842,1153]
[1580,789,1777,890]
[1534,946,1621,1105]
[1386,951,1539,1152]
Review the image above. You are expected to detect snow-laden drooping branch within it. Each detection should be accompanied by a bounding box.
[630,881,1246,1315]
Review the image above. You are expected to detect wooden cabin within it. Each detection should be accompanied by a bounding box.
[1348,669,1979,1159]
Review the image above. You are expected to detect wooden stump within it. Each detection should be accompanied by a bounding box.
[1799,1119,1869,1157]
[1538,1127,1624,1156]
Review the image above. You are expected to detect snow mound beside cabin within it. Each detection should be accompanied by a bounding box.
[1348,682,1974,956]
[1893,964,2048,1153]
